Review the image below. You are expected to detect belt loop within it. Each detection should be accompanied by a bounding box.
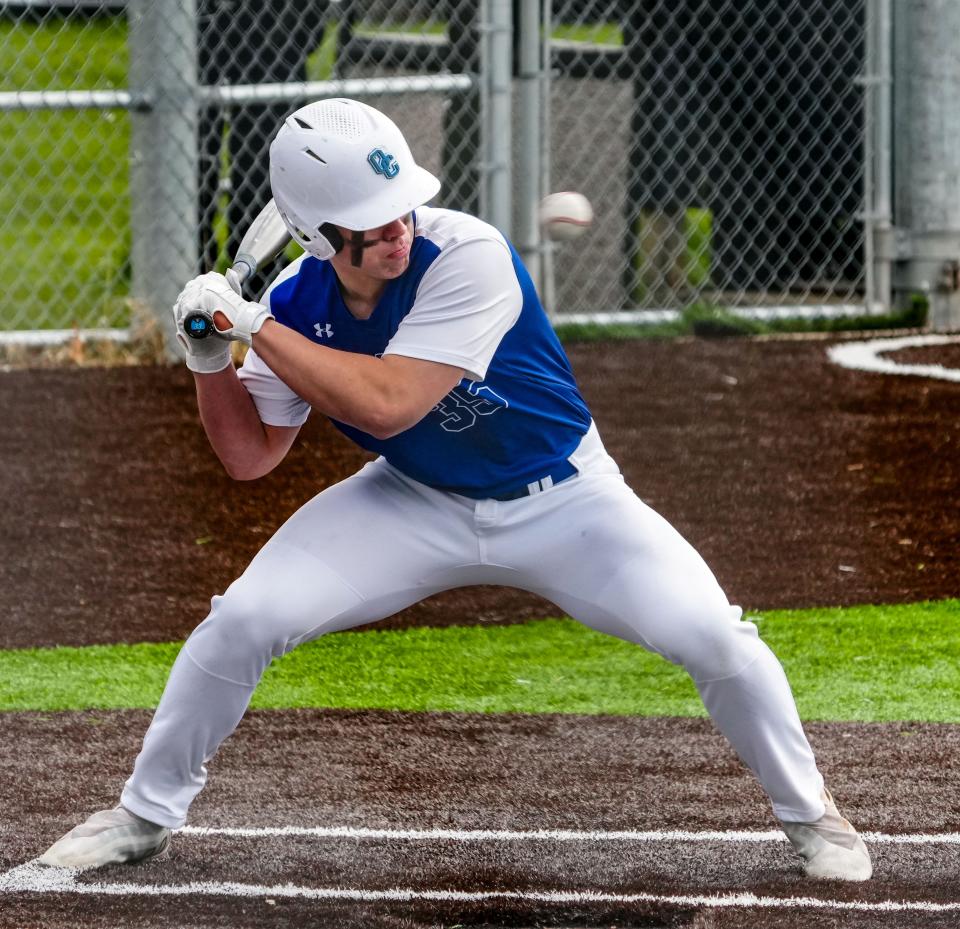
[475,498,498,525]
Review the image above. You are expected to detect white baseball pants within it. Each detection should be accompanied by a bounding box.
[121,423,825,828]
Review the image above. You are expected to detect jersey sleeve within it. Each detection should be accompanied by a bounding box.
[382,236,522,382]
[236,347,311,427]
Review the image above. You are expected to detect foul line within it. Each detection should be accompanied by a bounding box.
[827,334,960,381]
[176,824,960,845]
[0,861,958,913]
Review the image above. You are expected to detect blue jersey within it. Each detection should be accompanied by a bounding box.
[246,208,592,499]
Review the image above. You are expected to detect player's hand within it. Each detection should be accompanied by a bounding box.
[172,278,232,374]
[180,272,274,347]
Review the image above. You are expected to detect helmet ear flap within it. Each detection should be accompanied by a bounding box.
[318,223,345,255]
[276,205,338,260]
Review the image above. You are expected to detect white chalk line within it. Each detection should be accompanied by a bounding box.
[827,334,960,381]
[176,824,960,845]
[1,860,959,913]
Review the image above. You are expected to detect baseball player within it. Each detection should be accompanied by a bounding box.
[41,99,871,881]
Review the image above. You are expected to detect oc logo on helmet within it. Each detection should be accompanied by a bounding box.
[367,149,400,179]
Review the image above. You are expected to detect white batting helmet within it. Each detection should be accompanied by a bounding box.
[269,98,441,260]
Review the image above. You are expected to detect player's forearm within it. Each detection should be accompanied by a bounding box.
[192,366,284,479]
[251,319,406,438]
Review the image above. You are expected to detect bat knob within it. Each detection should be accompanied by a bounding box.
[183,311,214,340]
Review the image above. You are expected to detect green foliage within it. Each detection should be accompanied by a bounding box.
[628,208,713,303]
[683,208,712,287]
[682,301,765,337]
[1,601,959,723]
[306,21,340,81]
[553,320,691,342]
[555,301,930,345]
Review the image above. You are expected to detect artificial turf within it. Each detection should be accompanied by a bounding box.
[1,601,958,722]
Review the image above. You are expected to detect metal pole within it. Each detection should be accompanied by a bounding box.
[874,0,893,313]
[893,0,960,329]
[862,0,878,312]
[516,0,543,291]
[540,0,556,317]
[862,31,875,314]
[863,0,893,314]
[0,76,476,114]
[481,0,513,234]
[128,0,199,360]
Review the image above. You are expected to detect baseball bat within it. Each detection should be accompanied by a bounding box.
[183,199,292,340]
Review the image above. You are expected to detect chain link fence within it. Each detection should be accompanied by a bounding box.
[544,0,865,318]
[0,2,132,333]
[0,0,867,336]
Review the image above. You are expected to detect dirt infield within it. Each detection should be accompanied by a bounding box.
[3,333,959,649]
[3,332,960,927]
[3,711,960,928]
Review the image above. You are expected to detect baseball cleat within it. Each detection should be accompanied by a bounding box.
[39,805,170,870]
[781,788,872,881]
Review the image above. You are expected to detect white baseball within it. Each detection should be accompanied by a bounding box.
[538,191,593,241]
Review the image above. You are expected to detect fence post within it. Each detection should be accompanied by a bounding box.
[538,0,556,317]
[480,0,513,235]
[893,0,960,329]
[128,0,199,358]
[516,0,543,298]
[862,0,893,314]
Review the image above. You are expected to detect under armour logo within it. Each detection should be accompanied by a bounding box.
[314,322,334,338]
[367,148,400,179]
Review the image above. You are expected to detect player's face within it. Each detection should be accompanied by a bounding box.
[333,214,413,279]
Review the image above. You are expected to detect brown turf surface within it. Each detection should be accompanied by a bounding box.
[2,334,960,927]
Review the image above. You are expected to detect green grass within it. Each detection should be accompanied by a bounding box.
[551,23,624,46]
[0,13,335,330]
[0,17,131,330]
[353,21,623,46]
[2,601,959,721]
[757,602,960,723]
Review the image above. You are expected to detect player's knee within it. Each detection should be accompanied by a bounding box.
[656,604,762,682]
[184,586,290,685]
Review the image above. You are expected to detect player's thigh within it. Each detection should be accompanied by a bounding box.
[264,458,478,598]
[188,460,476,672]
[508,476,749,675]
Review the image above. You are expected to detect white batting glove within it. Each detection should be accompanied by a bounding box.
[172,280,232,374]
[185,272,274,347]
[224,266,243,297]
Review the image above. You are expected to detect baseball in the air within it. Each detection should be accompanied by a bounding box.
[538,191,594,241]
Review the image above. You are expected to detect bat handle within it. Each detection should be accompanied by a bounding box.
[183,254,256,340]
[230,254,256,286]
[183,311,216,340]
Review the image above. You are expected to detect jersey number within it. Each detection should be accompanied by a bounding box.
[432,384,507,433]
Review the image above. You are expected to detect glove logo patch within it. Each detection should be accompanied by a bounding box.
[367,148,400,179]
[184,312,214,340]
